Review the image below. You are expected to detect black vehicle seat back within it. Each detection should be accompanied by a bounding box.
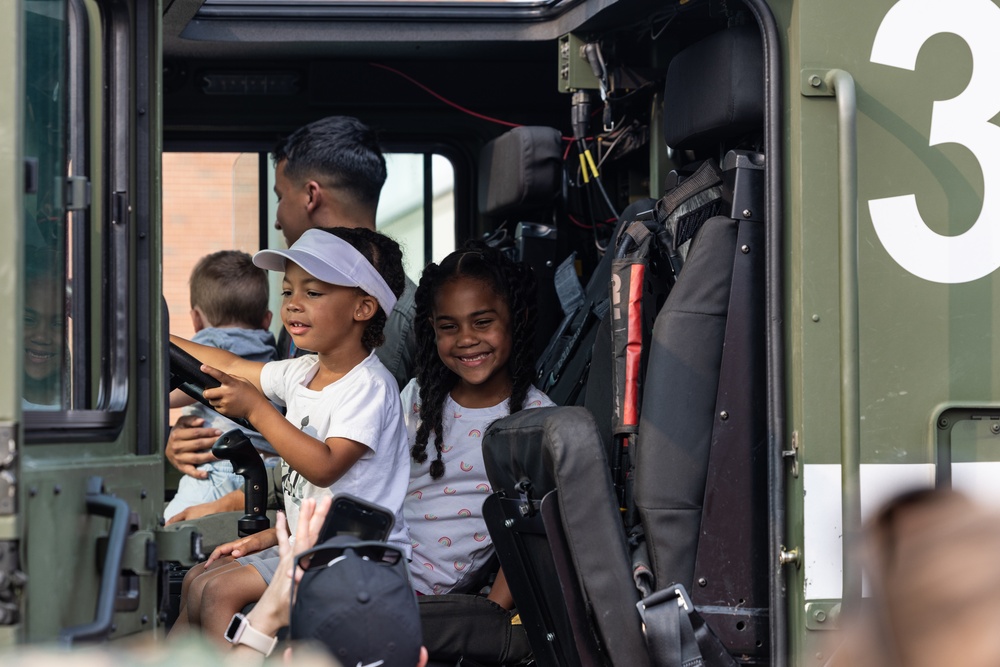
[634,22,769,660]
[482,406,651,667]
[479,126,565,360]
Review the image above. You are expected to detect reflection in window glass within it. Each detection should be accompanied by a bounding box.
[23,249,66,411]
[23,1,68,411]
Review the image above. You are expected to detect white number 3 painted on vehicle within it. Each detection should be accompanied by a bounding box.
[869,0,1000,283]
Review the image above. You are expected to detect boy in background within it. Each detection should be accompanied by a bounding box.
[164,250,278,522]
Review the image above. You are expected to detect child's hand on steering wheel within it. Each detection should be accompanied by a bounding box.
[200,364,267,422]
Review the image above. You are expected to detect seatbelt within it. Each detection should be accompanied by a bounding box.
[636,584,738,667]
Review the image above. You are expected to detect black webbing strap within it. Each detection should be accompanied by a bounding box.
[655,160,723,220]
[637,584,738,667]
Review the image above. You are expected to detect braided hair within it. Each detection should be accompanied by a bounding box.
[319,227,406,350]
[411,241,537,479]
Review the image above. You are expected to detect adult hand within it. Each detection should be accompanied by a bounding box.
[166,414,222,479]
[164,489,245,525]
[204,527,279,567]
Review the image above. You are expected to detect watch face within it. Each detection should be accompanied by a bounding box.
[225,614,244,641]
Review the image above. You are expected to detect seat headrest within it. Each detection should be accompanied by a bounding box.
[478,126,563,218]
[663,25,764,152]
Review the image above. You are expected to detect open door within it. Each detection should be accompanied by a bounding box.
[3,0,168,644]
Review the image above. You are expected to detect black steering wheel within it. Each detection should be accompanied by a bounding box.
[168,341,255,431]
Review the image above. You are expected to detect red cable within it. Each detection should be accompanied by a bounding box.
[370,62,580,142]
[369,62,523,129]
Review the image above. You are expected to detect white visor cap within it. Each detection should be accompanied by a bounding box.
[253,228,397,314]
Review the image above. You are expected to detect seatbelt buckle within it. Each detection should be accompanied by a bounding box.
[636,582,693,624]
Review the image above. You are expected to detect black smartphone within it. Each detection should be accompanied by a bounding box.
[317,493,394,543]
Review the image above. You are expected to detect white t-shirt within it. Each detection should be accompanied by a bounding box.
[402,379,554,594]
[260,351,410,553]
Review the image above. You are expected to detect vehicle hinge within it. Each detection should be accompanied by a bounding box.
[154,524,206,567]
[783,430,800,478]
[0,423,23,627]
[65,176,91,211]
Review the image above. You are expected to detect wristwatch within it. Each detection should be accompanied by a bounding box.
[224,612,278,656]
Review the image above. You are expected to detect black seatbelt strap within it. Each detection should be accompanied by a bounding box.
[637,584,738,667]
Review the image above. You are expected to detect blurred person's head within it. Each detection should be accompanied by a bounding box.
[189,250,271,331]
[829,488,1000,667]
[271,116,387,246]
[290,537,427,667]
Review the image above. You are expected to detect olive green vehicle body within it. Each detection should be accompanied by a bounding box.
[3,0,1000,663]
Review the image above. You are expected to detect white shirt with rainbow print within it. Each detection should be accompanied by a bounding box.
[401,379,553,595]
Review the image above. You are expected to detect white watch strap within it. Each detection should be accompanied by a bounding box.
[231,614,279,656]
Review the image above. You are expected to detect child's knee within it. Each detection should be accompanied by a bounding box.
[182,562,207,589]
[201,566,260,616]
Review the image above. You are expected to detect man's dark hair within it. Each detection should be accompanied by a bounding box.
[273,116,387,211]
[190,250,269,328]
[320,227,405,350]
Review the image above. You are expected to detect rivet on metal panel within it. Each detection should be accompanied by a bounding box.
[809,75,822,87]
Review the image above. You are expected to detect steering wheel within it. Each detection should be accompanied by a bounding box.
[168,341,255,431]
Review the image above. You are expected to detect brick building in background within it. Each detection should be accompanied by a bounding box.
[162,152,261,342]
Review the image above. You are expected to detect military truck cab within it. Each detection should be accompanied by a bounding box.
[4,0,1000,665]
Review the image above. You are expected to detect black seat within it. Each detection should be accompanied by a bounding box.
[478,125,565,361]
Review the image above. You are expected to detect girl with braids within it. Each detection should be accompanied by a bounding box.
[170,227,411,642]
[403,242,554,604]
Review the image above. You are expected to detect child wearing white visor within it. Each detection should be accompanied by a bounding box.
[169,227,411,643]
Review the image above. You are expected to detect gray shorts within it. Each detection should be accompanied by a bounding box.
[236,545,280,584]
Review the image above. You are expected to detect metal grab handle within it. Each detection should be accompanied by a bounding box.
[827,68,863,613]
[59,478,131,646]
[803,66,862,611]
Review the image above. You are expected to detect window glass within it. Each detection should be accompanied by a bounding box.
[162,152,262,341]
[377,152,456,282]
[23,1,68,412]
[164,150,455,354]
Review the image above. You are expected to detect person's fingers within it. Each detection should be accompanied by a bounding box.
[173,415,206,428]
[275,512,290,552]
[302,496,332,552]
[164,510,186,525]
[174,429,224,446]
[200,363,230,383]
